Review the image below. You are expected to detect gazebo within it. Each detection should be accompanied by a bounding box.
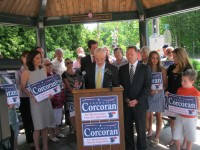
[0,0,200,53]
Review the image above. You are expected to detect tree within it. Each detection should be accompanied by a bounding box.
[159,10,200,57]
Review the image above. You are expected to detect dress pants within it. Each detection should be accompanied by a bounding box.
[124,104,147,150]
[19,97,34,143]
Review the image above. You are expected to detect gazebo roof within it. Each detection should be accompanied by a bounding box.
[0,0,200,27]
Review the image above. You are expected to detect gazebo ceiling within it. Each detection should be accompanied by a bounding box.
[0,0,200,27]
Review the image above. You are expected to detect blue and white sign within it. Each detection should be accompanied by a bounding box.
[69,102,75,117]
[164,96,176,117]
[52,74,63,89]
[82,121,120,146]
[1,72,16,84]
[0,84,20,104]
[28,76,61,102]
[168,93,197,116]
[80,95,119,121]
[161,61,174,69]
[151,72,163,90]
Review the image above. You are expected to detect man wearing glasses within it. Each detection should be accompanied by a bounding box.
[84,48,119,89]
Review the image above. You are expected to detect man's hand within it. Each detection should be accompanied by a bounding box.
[8,104,15,109]
[128,99,138,107]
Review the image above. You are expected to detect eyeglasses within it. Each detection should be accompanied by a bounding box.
[167,51,173,54]
[66,62,73,65]
[45,63,52,66]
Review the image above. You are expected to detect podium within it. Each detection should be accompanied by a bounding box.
[0,89,10,142]
[72,87,125,150]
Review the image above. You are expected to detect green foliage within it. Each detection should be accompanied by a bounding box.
[98,21,139,54]
[0,26,36,58]
[160,10,200,57]
[0,24,93,60]
[191,59,200,90]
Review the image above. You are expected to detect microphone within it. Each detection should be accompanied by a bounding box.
[105,68,113,91]
[82,71,86,89]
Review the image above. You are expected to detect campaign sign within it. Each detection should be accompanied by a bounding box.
[168,93,197,116]
[151,72,163,90]
[1,72,16,84]
[82,121,120,146]
[0,84,20,104]
[164,96,176,117]
[52,74,63,89]
[28,76,61,102]
[161,61,174,69]
[69,102,75,117]
[80,95,118,121]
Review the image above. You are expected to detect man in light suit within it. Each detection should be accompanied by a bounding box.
[119,46,151,150]
[84,48,119,89]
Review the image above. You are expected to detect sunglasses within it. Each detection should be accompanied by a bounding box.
[66,62,73,65]
[45,63,52,66]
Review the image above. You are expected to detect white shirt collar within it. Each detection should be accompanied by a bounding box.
[90,54,94,63]
[129,60,138,72]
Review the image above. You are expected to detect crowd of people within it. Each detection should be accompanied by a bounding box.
[0,40,199,150]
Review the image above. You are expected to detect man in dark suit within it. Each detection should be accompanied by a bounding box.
[119,46,151,150]
[81,40,98,72]
[81,40,110,72]
[84,48,119,89]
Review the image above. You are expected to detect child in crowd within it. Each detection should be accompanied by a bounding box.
[173,69,200,150]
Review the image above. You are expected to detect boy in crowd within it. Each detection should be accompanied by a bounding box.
[173,69,200,150]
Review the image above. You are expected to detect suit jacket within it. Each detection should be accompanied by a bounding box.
[119,62,151,110]
[84,63,119,89]
[81,54,93,72]
[81,54,110,72]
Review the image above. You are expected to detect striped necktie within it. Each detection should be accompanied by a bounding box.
[130,65,134,84]
[96,67,102,88]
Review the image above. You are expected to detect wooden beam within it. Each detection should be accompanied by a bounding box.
[135,0,145,16]
[0,13,36,26]
[146,0,200,18]
[44,11,139,26]
[37,0,48,22]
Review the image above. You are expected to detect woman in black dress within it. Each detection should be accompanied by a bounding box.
[166,48,193,147]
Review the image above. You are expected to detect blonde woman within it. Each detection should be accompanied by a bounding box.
[140,46,151,64]
[166,47,193,148]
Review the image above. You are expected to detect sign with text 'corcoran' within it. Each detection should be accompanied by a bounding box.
[168,93,197,116]
[80,95,118,121]
[52,74,63,89]
[1,72,16,84]
[69,102,75,117]
[0,84,20,104]
[164,96,176,117]
[151,72,163,90]
[28,76,61,102]
[161,61,174,69]
[82,121,120,146]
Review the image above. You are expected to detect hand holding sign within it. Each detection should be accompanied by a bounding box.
[151,72,163,91]
[28,76,61,102]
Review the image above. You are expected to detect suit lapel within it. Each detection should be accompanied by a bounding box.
[87,54,92,64]
[124,64,131,87]
[103,63,108,87]
[91,63,96,88]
